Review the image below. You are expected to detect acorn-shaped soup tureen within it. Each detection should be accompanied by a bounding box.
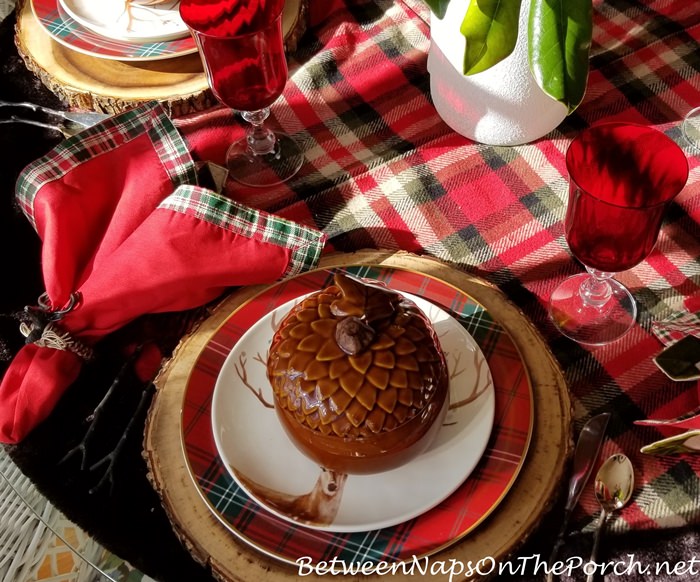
[267,272,449,474]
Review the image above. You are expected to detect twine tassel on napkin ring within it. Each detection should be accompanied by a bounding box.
[19,292,94,361]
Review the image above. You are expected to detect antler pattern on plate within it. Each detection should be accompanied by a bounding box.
[235,351,273,409]
[448,347,492,411]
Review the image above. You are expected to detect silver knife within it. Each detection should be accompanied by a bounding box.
[546,412,611,581]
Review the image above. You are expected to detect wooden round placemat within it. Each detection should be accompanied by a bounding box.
[144,250,572,581]
[14,0,309,115]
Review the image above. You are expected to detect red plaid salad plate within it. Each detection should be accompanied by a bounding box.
[181,265,534,564]
[31,0,197,61]
[211,291,496,532]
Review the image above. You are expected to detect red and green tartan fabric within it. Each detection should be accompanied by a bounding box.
[172,0,700,536]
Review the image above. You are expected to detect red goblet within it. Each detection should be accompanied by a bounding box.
[549,122,689,345]
[180,0,303,187]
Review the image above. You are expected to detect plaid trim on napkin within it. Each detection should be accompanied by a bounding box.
[159,186,325,278]
[16,103,198,230]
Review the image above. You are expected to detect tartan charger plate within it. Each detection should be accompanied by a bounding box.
[210,291,496,532]
[31,0,197,61]
[180,265,534,566]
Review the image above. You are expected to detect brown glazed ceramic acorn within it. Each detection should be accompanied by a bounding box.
[267,272,449,474]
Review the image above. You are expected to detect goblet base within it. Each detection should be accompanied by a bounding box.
[226,132,303,187]
[549,273,637,346]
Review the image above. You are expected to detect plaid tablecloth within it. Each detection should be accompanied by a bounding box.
[175,0,700,536]
[2,0,699,580]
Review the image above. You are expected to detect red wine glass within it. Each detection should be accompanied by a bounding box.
[180,0,303,187]
[549,122,689,345]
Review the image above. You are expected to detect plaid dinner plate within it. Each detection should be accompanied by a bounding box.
[181,265,534,565]
[31,0,197,61]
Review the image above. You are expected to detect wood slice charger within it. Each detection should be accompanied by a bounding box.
[14,0,309,115]
[144,250,573,581]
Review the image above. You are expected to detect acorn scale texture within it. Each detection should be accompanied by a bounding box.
[267,273,448,443]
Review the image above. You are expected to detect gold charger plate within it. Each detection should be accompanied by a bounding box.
[144,250,572,581]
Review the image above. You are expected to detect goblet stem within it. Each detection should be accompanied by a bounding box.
[241,108,277,157]
[225,109,304,187]
[579,269,614,308]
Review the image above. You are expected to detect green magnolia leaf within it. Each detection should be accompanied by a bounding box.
[422,0,451,19]
[640,430,700,456]
[459,0,522,75]
[528,0,593,112]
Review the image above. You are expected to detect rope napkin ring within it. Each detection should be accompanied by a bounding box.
[19,292,94,361]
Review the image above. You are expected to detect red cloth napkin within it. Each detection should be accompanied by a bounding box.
[0,102,326,444]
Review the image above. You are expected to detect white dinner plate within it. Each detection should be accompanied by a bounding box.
[211,292,496,532]
[58,0,189,43]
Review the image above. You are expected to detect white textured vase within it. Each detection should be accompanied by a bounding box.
[427,0,568,146]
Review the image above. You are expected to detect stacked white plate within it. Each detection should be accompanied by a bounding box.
[211,292,497,533]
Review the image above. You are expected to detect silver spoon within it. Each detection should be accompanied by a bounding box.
[586,453,634,582]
